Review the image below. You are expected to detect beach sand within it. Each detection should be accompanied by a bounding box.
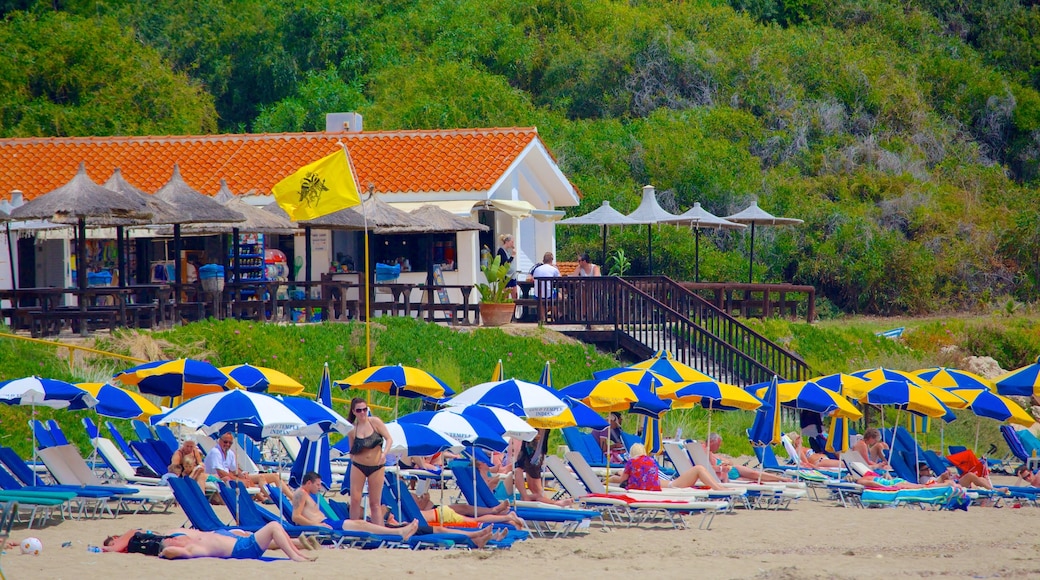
[5,475,1039,580]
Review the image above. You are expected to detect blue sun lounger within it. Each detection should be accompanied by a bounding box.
[448,459,597,538]
[103,421,141,466]
[385,472,525,547]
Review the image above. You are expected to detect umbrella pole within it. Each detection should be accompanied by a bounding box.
[116,226,126,288]
[647,225,653,276]
[5,221,16,290]
[173,224,182,316]
[694,227,700,283]
[974,418,981,455]
[601,225,608,271]
[362,196,372,368]
[747,222,755,284]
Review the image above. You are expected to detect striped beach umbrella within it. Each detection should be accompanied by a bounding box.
[445,405,536,442]
[629,349,718,384]
[398,410,508,452]
[914,367,993,391]
[76,382,161,420]
[749,376,782,447]
[446,379,575,428]
[152,390,314,441]
[114,358,239,400]
[949,388,1035,427]
[560,379,671,418]
[219,364,305,395]
[332,422,462,458]
[753,380,863,419]
[994,356,1040,397]
[335,364,454,399]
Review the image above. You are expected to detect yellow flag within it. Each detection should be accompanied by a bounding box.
[272,148,361,221]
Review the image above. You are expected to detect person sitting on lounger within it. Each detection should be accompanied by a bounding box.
[707,434,793,483]
[291,471,418,539]
[103,522,317,562]
[204,433,270,502]
[919,462,994,489]
[410,489,526,529]
[1015,465,1040,486]
[611,443,727,491]
[852,428,890,471]
[856,469,955,490]
[169,439,208,493]
[592,412,628,463]
[788,432,841,469]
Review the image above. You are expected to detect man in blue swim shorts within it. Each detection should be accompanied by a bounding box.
[105,522,317,562]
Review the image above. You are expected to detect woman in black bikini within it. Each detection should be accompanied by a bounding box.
[347,397,393,521]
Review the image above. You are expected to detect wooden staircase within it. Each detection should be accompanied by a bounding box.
[530,276,810,387]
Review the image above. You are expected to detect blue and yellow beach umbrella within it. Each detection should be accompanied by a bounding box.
[629,349,718,384]
[76,382,162,420]
[914,367,992,391]
[994,356,1040,398]
[949,387,1035,427]
[113,358,240,400]
[336,364,454,399]
[219,364,305,395]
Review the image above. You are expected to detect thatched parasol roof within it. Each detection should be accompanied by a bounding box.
[9,163,151,223]
[268,192,424,231]
[104,168,181,225]
[374,204,489,234]
[153,165,245,225]
[0,208,9,223]
[171,180,298,235]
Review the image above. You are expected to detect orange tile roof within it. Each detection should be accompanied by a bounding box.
[0,128,541,201]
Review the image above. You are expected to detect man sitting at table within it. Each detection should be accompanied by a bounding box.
[530,252,561,298]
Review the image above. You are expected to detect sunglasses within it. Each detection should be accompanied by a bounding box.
[354,407,369,414]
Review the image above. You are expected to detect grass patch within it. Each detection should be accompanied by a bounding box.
[2,312,1039,460]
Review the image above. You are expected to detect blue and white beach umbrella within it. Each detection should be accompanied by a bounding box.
[152,389,313,441]
[444,405,536,442]
[291,363,336,488]
[0,376,97,409]
[398,410,508,452]
[333,422,462,458]
[278,396,352,440]
[446,379,570,420]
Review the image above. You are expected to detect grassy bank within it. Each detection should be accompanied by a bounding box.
[2,313,1039,461]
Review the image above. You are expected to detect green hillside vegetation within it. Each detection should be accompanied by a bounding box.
[3,1,1040,313]
[2,315,1038,461]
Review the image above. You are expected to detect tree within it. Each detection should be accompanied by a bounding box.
[0,11,216,136]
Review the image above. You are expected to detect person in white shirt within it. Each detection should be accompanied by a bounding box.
[530,252,561,298]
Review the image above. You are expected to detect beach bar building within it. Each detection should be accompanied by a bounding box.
[0,114,579,299]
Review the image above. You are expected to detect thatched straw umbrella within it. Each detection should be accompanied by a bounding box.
[102,168,182,287]
[153,165,245,306]
[375,204,488,316]
[169,180,298,283]
[9,163,152,293]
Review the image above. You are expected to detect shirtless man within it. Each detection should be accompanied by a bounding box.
[852,428,890,471]
[291,471,418,539]
[1015,465,1040,486]
[102,522,316,562]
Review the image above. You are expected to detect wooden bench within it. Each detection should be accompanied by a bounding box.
[30,309,118,338]
[1,307,39,331]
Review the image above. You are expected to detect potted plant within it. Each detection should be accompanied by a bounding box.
[476,255,515,326]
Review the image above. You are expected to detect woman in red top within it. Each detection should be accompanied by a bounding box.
[612,444,726,491]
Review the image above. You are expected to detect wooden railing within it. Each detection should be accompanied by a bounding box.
[677,282,816,323]
[626,277,811,383]
[531,276,806,386]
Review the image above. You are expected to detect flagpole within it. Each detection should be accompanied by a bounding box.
[337,142,372,369]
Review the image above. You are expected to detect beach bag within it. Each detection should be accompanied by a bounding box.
[942,487,969,511]
[136,465,159,479]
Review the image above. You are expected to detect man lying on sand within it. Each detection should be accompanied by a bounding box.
[103,522,317,561]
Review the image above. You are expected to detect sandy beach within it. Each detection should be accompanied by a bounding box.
[4,474,1039,580]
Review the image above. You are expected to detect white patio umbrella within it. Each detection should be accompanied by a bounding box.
[558,200,639,269]
[724,199,802,284]
[674,202,746,282]
[625,185,685,275]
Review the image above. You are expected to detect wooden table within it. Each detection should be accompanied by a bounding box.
[413,284,478,325]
